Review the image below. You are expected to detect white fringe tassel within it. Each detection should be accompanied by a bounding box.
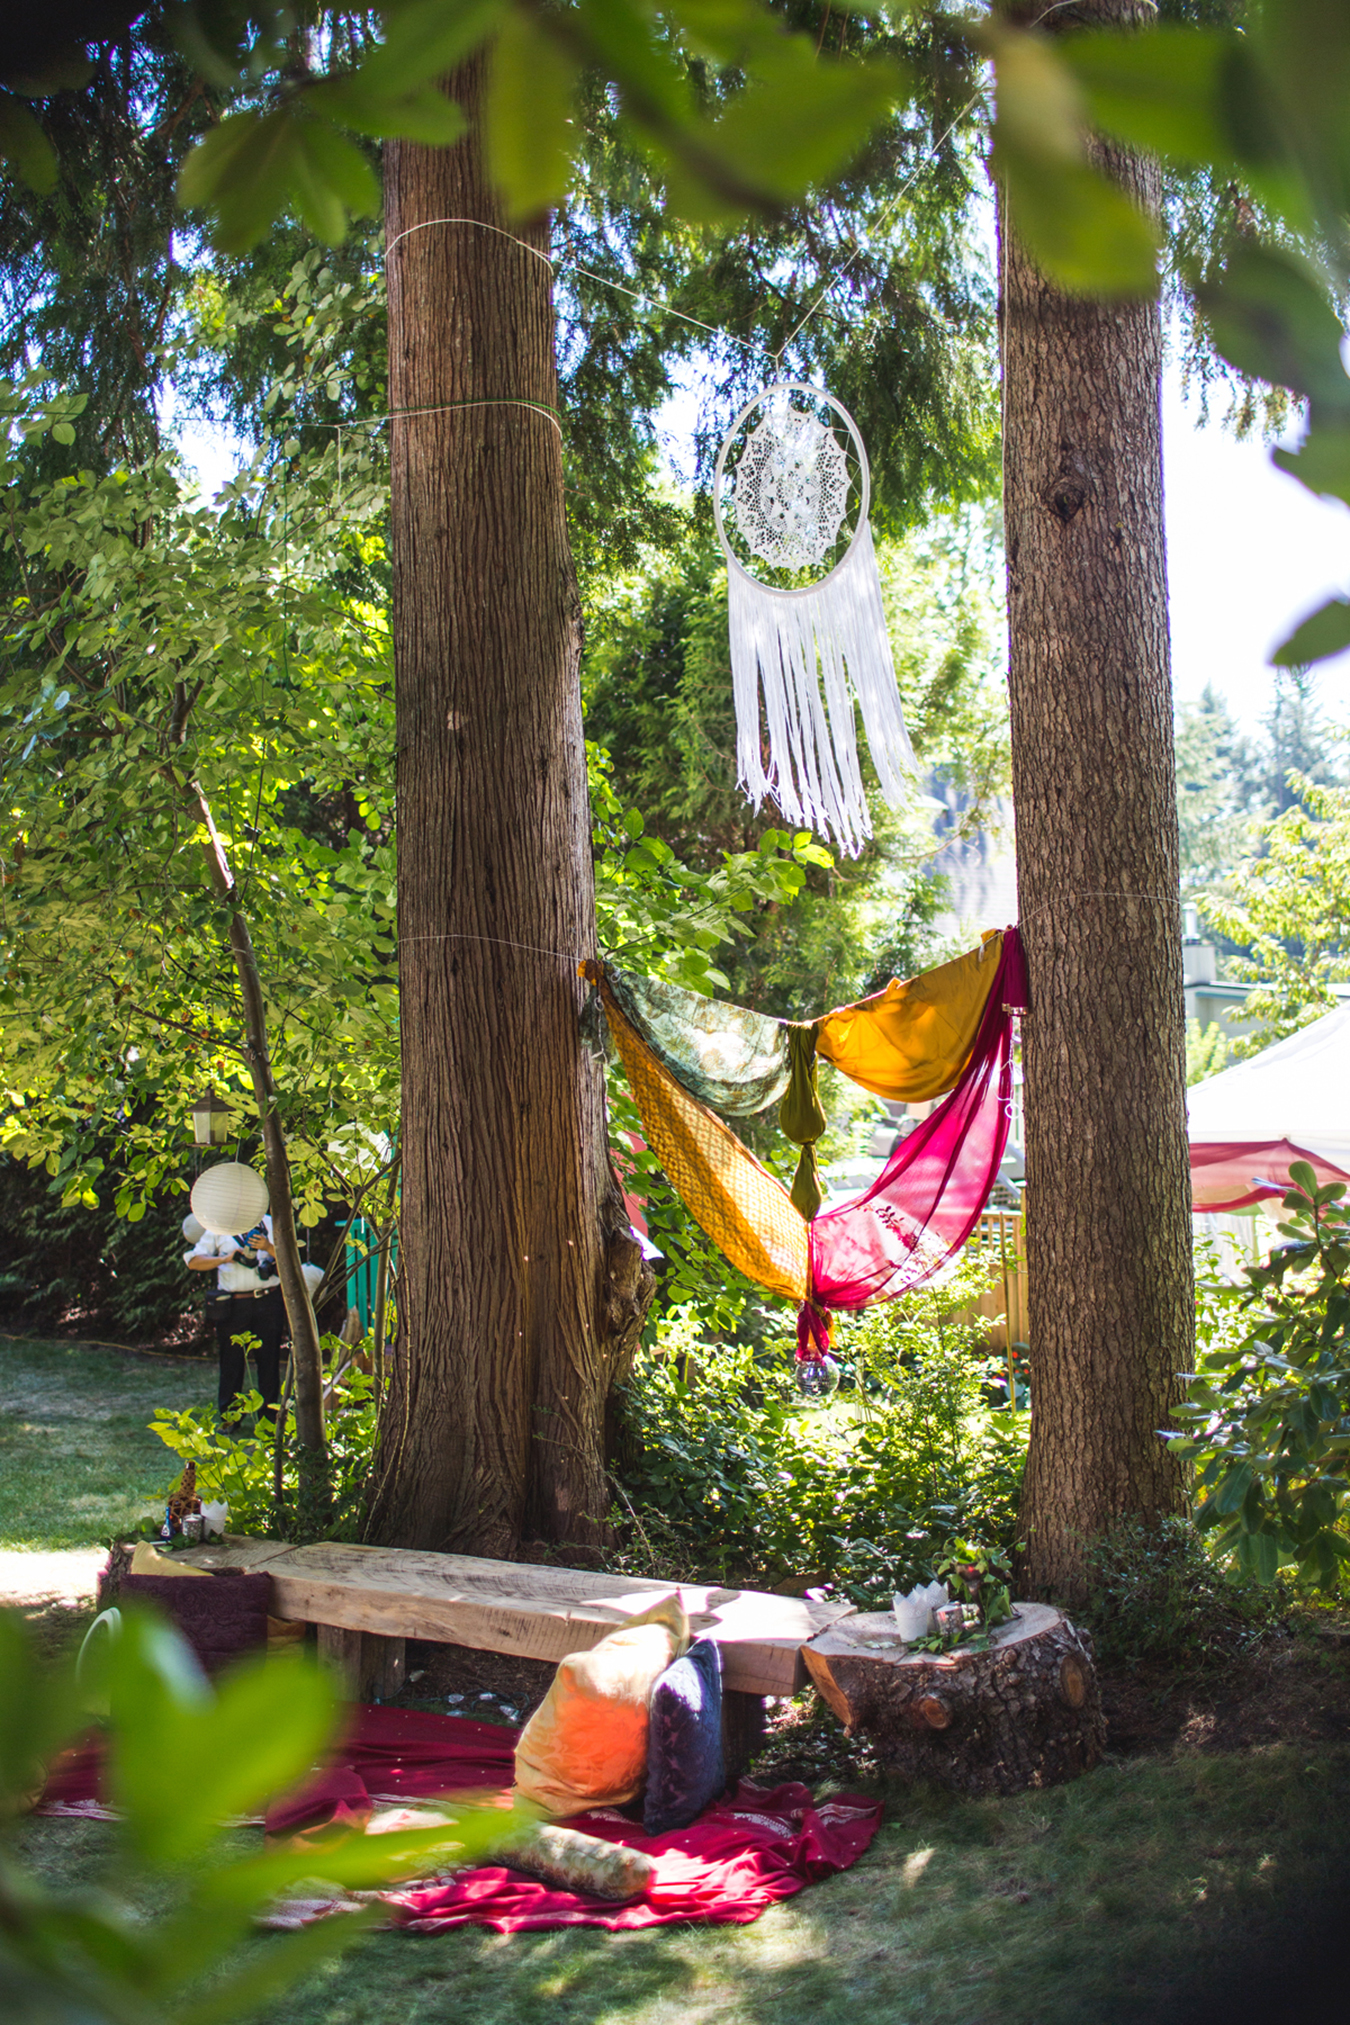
[729,521,918,857]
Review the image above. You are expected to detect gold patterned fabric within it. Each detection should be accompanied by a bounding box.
[602,984,810,1303]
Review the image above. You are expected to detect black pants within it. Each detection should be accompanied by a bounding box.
[216,1288,287,1416]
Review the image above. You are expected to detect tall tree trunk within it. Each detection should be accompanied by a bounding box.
[369,54,653,1555]
[997,1,1191,1599]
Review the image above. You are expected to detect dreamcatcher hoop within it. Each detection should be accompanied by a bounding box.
[713,382,872,599]
[711,381,916,856]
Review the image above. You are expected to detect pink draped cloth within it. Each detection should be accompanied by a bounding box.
[810,927,1027,1310]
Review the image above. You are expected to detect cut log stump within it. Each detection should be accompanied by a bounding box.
[801,1603,1103,1796]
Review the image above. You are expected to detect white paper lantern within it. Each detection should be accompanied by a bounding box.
[191,1162,269,1236]
[301,1262,324,1295]
[181,1212,205,1243]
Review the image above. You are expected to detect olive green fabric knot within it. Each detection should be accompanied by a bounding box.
[780,1023,825,1222]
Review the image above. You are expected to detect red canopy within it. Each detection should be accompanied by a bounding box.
[1190,1139,1350,1212]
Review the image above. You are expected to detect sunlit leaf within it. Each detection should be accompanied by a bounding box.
[361,0,506,94]
[290,121,381,242]
[1061,25,1241,167]
[1196,241,1350,413]
[108,1614,338,1866]
[0,1610,83,1813]
[997,145,1159,298]
[0,89,58,194]
[704,46,904,203]
[486,9,578,215]
[1270,593,1350,669]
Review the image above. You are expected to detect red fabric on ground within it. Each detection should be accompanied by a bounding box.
[381,1781,881,1932]
[38,1706,881,1932]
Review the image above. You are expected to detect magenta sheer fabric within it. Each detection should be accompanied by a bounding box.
[809,928,1027,1312]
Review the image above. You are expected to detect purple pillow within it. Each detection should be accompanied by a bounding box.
[119,1573,273,1675]
[643,1636,725,1835]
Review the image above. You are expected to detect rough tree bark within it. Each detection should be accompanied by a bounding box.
[997,0,1191,1598]
[368,55,654,1554]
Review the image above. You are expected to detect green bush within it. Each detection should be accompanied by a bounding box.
[0,1604,513,2024]
[1171,1163,1350,1585]
[611,1260,1027,1607]
[148,1356,378,1542]
[1078,1516,1286,1671]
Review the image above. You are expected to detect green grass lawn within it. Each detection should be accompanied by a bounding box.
[16,1744,1350,2024]
[0,1333,213,1549]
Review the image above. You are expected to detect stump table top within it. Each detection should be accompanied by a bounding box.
[806,1601,1063,1667]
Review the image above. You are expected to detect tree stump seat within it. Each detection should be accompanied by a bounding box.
[802,1602,1105,1795]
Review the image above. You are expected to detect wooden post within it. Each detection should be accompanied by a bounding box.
[720,1690,767,1783]
[316,1623,407,1700]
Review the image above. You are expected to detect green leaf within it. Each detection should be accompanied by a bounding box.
[487,9,578,215]
[308,77,467,148]
[997,145,1160,299]
[360,0,506,95]
[108,1617,339,1867]
[1195,241,1350,413]
[1270,595,1350,669]
[177,109,302,253]
[0,1609,83,1813]
[705,48,903,204]
[1213,1459,1255,1516]
[0,90,58,194]
[169,1907,380,2025]
[1061,25,1244,168]
[1237,1528,1281,1582]
[1274,423,1350,509]
[290,121,381,243]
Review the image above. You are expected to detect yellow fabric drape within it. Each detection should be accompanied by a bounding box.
[815,930,1003,1103]
[602,984,809,1303]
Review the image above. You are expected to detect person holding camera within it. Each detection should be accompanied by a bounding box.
[185,1217,288,1417]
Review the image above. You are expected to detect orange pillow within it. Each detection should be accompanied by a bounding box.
[513,1594,689,1819]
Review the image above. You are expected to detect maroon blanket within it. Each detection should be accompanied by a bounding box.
[38,1705,881,1933]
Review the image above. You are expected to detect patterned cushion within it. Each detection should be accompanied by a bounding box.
[643,1636,725,1835]
[119,1572,272,1675]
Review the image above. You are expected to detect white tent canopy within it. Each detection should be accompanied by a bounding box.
[1188,1000,1350,1182]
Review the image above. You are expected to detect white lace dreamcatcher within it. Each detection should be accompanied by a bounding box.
[713,382,917,856]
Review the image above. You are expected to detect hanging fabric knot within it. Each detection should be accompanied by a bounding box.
[779,1022,826,1222]
[796,1300,833,1365]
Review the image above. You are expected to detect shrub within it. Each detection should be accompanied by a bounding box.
[1079,1515,1285,1671]
[1171,1163,1350,1586]
[148,1354,378,1542]
[611,1262,1028,1607]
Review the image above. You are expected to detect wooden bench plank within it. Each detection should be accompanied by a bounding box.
[181,1538,851,1697]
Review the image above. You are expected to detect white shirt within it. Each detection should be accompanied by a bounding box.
[186,1216,276,1293]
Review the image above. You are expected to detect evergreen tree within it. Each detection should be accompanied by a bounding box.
[1175,682,1266,891]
